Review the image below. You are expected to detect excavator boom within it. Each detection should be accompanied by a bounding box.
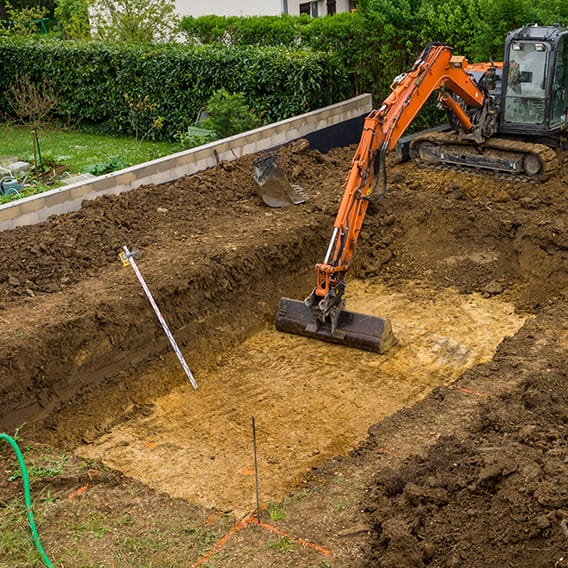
[275,43,492,352]
[276,25,568,352]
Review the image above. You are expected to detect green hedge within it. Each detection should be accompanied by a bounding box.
[180,13,373,94]
[180,3,568,103]
[180,14,312,47]
[0,37,351,140]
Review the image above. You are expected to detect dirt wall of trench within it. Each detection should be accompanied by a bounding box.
[0,138,567,567]
[1,141,567,444]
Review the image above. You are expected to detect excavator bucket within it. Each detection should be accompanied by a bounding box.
[275,297,398,354]
[253,153,307,208]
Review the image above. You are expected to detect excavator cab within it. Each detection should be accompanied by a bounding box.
[501,25,568,142]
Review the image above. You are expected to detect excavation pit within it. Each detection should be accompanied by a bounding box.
[0,141,566,566]
[76,281,526,513]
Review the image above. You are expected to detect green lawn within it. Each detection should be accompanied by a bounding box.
[0,124,183,177]
[0,124,185,203]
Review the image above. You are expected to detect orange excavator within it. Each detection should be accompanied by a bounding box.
[275,24,568,353]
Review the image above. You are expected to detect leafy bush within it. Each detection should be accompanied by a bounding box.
[124,93,165,142]
[0,38,351,140]
[361,0,568,64]
[175,126,218,148]
[1,2,49,35]
[199,89,260,137]
[53,0,90,40]
[83,155,129,175]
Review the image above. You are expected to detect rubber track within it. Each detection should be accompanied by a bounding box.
[410,131,559,181]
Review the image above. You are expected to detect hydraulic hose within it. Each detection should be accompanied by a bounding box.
[0,433,54,568]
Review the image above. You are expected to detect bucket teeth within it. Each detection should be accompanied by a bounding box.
[253,153,307,208]
[275,297,398,354]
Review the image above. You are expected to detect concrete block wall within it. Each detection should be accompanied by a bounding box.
[0,94,372,231]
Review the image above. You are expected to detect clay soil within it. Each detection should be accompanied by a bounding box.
[0,139,567,567]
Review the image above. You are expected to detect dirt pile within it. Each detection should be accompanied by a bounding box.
[0,138,567,566]
[360,305,568,567]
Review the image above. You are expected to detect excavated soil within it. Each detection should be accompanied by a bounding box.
[0,138,567,567]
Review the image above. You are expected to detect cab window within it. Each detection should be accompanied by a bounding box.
[504,41,548,124]
[551,35,568,127]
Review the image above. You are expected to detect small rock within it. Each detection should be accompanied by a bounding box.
[520,196,539,209]
[493,189,511,202]
[289,138,310,154]
[483,281,504,295]
[336,523,369,537]
[8,160,31,174]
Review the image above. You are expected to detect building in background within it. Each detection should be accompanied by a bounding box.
[176,0,354,18]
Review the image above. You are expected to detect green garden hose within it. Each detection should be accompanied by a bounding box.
[0,433,54,568]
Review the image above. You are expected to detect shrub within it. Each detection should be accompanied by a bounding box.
[199,89,260,137]
[175,126,218,148]
[83,155,129,175]
[53,0,90,40]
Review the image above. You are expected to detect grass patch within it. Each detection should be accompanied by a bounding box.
[267,535,297,554]
[0,124,183,204]
[0,124,182,175]
[7,447,69,482]
[267,500,285,521]
[0,498,45,568]
[330,498,347,512]
[69,511,110,540]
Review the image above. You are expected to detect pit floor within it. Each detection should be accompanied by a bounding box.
[76,278,526,516]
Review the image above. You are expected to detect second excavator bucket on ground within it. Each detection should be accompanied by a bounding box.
[253,153,307,208]
[275,297,398,354]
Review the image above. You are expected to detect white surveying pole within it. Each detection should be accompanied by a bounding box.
[120,245,198,390]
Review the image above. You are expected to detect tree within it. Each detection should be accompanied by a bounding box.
[2,1,49,35]
[89,0,180,43]
[54,0,90,39]
[5,75,58,128]
[5,75,58,174]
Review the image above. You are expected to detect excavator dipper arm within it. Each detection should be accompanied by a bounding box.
[276,44,489,353]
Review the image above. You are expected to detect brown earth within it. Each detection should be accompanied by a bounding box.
[0,138,567,567]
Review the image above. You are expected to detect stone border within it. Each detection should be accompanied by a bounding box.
[0,94,372,231]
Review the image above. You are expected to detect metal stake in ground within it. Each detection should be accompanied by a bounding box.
[252,416,261,522]
[119,245,198,390]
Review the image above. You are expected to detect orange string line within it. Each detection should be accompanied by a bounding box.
[191,514,330,566]
[451,384,489,397]
[248,517,330,555]
[67,484,89,500]
[191,518,249,568]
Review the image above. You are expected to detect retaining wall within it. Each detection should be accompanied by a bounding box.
[0,94,372,231]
